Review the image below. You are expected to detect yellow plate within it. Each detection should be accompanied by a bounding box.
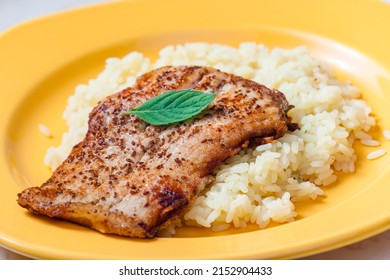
[1,0,390,259]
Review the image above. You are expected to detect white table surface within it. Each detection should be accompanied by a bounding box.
[1,0,389,260]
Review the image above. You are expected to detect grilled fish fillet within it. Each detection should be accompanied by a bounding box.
[18,66,294,238]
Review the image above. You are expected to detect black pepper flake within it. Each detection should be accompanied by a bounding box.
[156,164,163,169]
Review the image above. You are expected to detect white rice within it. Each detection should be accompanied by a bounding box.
[38,124,52,137]
[44,43,377,232]
[367,149,386,160]
[383,129,390,140]
[355,130,372,140]
[360,139,380,147]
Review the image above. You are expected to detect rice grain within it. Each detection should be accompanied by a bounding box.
[383,130,390,140]
[367,149,386,160]
[360,139,381,147]
[38,124,52,137]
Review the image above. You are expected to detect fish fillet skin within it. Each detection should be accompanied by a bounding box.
[17,66,294,238]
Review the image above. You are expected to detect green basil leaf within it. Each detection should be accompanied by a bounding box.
[124,89,217,125]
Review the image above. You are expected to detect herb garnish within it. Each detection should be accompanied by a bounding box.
[124,89,216,125]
